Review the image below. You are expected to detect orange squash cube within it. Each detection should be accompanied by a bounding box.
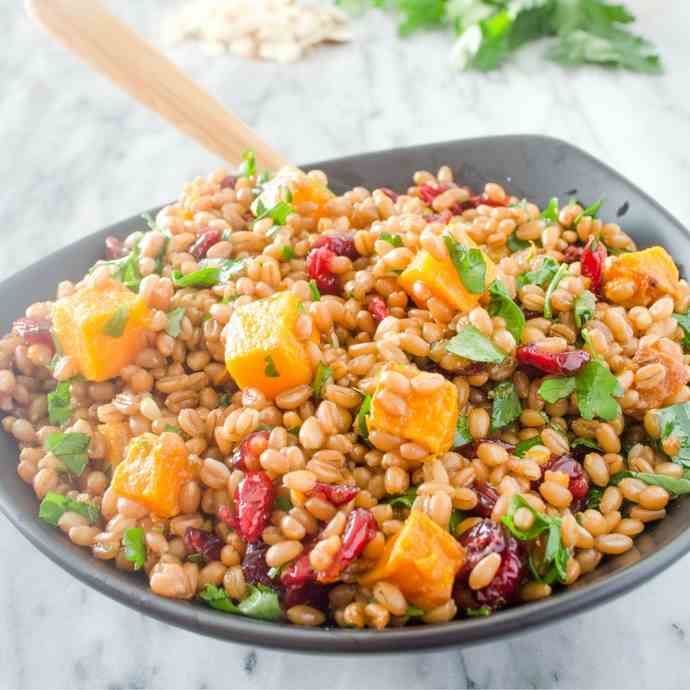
[604,246,680,308]
[111,433,197,518]
[368,363,458,455]
[399,230,496,314]
[359,510,465,610]
[98,421,131,466]
[52,278,151,382]
[224,292,315,399]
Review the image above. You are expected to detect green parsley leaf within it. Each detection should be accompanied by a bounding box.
[240,150,257,178]
[465,606,492,618]
[543,263,568,319]
[449,508,465,535]
[656,402,690,466]
[516,256,559,289]
[538,376,576,404]
[488,279,525,342]
[673,312,690,352]
[541,197,560,222]
[123,527,146,570]
[355,394,373,441]
[102,304,129,337]
[380,233,404,247]
[453,415,472,448]
[309,280,321,301]
[172,258,246,288]
[573,198,604,226]
[92,237,142,292]
[312,361,333,399]
[199,584,242,614]
[267,566,284,580]
[610,470,690,497]
[574,290,596,329]
[506,232,531,252]
[502,495,568,584]
[38,491,99,527]
[446,325,506,364]
[490,382,522,431]
[515,435,543,457]
[585,486,604,510]
[444,236,487,294]
[275,495,293,512]
[572,437,601,452]
[281,245,296,261]
[264,355,280,378]
[238,584,283,621]
[45,431,90,476]
[254,200,295,226]
[405,605,425,617]
[47,381,72,426]
[165,307,186,337]
[575,360,623,421]
[383,487,417,510]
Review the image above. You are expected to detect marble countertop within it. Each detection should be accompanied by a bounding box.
[2,1,690,687]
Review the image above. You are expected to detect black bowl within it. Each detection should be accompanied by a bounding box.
[1,135,689,653]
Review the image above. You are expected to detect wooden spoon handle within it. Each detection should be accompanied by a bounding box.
[25,0,288,170]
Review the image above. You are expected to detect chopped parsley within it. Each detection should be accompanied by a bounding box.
[38,491,99,527]
[311,361,332,399]
[264,355,280,378]
[165,307,186,337]
[444,236,487,294]
[308,280,321,301]
[488,279,525,342]
[47,381,72,426]
[123,527,146,570]
[45,431,90,476]
[490,382,522,431]
[446,325,506,364]
[102,304,129,337]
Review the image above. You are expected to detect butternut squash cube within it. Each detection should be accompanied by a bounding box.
[359,510,465,610]
[52,278,150,382]
[225,292,314,399]
[111,433,197,518]
[368,363,458,455]
[604,246,680,308]
[399,230,496,314]
[98,421,131,466]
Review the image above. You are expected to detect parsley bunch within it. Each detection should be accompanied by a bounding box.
[337,0,661,73]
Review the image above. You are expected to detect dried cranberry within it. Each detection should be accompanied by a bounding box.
[380,188,399,202]
[105,235,126,259]
[418,183,449,206]
[317,508,377,583]
[312,234,359,261]
[308,482,359,507]
[183,527,222,562]
[12,319,54,349]
[473,482,499,519]
[231,430,270,471]
[241,541,272,587]
[306,246,339,295]
[368,296,389,323]
[563,245,583,264]
[232,471,275,543]
[458,519,525,609]
[543,455,589,507]
[581,237,607,294]
[281,549,315,587]
[220,175,237,189]
[516,345,590,376]
[189,229,222,260]
[282,581,329,612]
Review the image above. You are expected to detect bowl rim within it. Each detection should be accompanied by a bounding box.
[2,134,690,654]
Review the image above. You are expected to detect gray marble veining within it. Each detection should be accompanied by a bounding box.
[2,0,690,687]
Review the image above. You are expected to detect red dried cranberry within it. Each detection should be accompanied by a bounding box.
[306,246,339,295]
[308,482,359,507]
[12,319,54,349]
[563,245,583,264]
[380,188,399,202]
[189,229,222,260]
[183,527,222,562]
[581,237,607,294]
[516,345,590,376]
[368,296,389,323]
[282,582,329,612]
[232,471,275,543]
[418,183,449,206]
[317,508,377,583]
[281,549,315,587]
[473,482,499,519]
[241,541,272,587]
[543,455,590,507]
[220,175,237,189]
[105,236,126,259]
[458,519,524,609]
[231,430,270,471]
[312,234,359,261]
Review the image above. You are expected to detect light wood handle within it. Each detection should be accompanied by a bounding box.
[25,0,289,171]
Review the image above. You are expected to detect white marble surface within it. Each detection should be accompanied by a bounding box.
[2,1,690,688]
